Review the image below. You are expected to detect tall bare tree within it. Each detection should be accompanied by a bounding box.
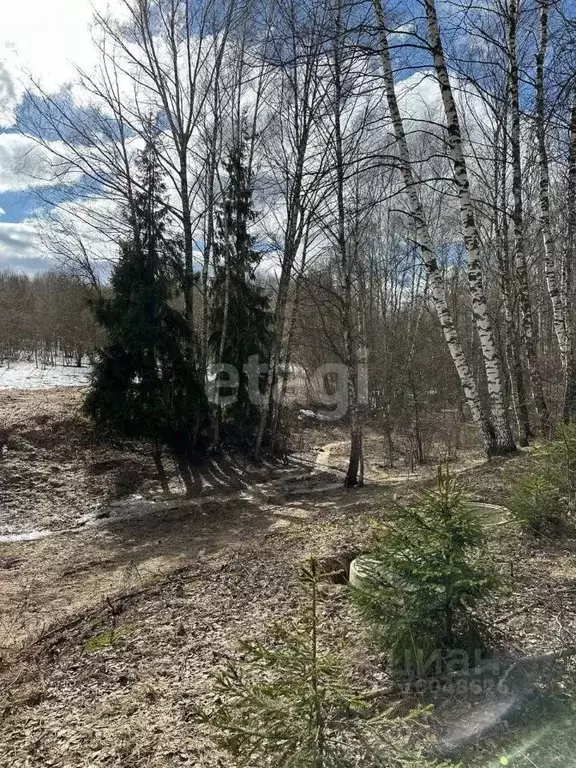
[254,0,331,458]
[373,0,502,456]
[423,0,516,452]
[505,0,551,430]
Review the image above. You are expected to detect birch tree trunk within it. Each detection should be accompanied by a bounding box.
[269,223,311,454]
[497,152,532,445]
[269,289,299,456]
[506,0,551,431]
[492,102,532,445]
[373,0,499,456]
[423,0,516,453]
[254,179,304,459]
[201,89,221,385]
[536,0,568,370]
[564,94,576,420]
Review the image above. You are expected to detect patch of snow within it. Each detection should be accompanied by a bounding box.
[0,529,53,543]
[299,409,316,419]
[298,409,336,422]
[0,361,91,390]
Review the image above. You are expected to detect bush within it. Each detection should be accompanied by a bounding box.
[534,423,576,514]
[505,422,576,534]
[541,422,576,504]
[353,467,497,676]
[200,558,451,768]
[507,473,564,534]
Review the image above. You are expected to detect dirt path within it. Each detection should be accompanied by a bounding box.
[0,499,372,768]
[0,469,381,767]
[314,439,348,469]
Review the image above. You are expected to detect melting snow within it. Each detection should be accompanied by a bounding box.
[0,362,90,389]
[0,529,54,543]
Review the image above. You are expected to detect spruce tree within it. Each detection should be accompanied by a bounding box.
[201,558,451,768]
[209,139,271,445]
[85,132,208,474]
[353,468,497,676]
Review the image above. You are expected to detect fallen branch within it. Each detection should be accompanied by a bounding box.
[28,565,202,648]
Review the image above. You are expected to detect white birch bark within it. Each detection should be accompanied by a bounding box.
[536,0,568,370]
[495,118,532,445]
[564,93,576,419]
[372,0,498,455]
[423,0,516,452]
[506,0,550,431]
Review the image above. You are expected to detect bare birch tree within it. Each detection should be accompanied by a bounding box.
[422,0,516,452]
[505,0,551,431]
[535,0,568,370]
[564,93,576,419]
[372,0,502,456]
[94,0,238,370]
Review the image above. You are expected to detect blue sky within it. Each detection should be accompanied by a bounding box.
[0,188,37,223]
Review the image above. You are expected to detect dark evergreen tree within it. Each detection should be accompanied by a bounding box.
[209,139,271,445]
[85,131,208,483]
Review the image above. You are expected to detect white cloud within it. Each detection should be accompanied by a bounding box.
[392,22,417,36]
[0,208,5,217]
[0,0,125,127]
[0,204,114,275]
[0,220,43,269]
[38,196,121,266]
[396,71,444,123]
[0,59,18,128]
[396,70,493,140]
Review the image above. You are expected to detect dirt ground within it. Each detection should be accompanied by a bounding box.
[2,389,576,767]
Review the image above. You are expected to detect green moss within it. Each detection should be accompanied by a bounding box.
[83,624,132,653]
[84,630,115,653]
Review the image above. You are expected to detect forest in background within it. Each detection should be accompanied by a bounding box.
[0,270,101,368]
